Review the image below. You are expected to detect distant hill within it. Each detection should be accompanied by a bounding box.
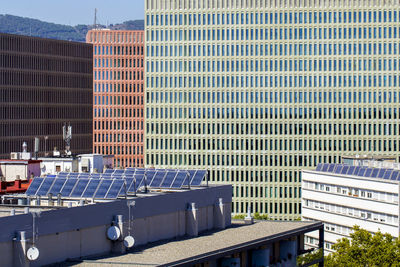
[0,14,144,42]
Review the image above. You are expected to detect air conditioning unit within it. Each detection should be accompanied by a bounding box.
[10,152,19,159]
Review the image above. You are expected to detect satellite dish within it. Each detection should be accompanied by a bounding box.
[124,235,135,248]
[106,226,121,241]
[26,246,39,261]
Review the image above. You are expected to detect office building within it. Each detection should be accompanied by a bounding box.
[0,33,93,158]
[302,157,400,253]
[86,30,145,168]
[145,0,400,219]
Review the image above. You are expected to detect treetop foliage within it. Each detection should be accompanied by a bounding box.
[0,14,144,42]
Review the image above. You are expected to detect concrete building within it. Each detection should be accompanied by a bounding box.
[0,33,93,158]
[39,154,114,175]
[0,159,41,182]
[86,30,145,168]
[302,157,400,253]
[144,0,400,220]
[0,184,323,267]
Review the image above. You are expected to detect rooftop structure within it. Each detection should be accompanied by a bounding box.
[0,159,41,182]
[302,159,400,253]
[68,220,323,267]
[38,153,113,175]
[0,183,323,267]
[24,168,209,202]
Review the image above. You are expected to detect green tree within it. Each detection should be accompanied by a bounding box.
[325,225,400,267]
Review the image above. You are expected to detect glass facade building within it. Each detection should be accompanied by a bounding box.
[145,0,400,220]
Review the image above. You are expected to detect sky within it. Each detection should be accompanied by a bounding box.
[0,0,144,26]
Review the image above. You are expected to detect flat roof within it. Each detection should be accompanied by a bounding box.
[0,159,41,164]
[342,155,396,160]
[68,220,322,267]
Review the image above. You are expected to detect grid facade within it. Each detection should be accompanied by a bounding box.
[145,0,400,220]
[0,33,93,158]
[86,30,145,168]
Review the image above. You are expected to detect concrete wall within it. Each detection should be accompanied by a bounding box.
[39,159,78,175]
[0,163,40,181]
[0,185,232,266]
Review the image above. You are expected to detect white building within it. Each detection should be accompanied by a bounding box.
[302,157,400,253]
[39,154,114,176]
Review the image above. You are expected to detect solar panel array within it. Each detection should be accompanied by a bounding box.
[315,163,400,181]
[25,168,208,199]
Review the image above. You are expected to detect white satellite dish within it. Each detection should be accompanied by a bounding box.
[106,226,121,241]
[26,246,39,261]
[124,235,135,248]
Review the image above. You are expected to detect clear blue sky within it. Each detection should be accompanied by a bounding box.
[1,0,144,26]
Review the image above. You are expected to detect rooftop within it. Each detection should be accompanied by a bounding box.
[307,163,400,181]
[66,220,322,267]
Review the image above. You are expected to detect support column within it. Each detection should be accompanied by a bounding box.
[318,228,324,267]
[111,215,126,254]
[214,198,226,229]
[13,231,29,267]
[186,202,198,237]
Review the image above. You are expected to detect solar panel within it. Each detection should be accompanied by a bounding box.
[340,165,349,174]
[370,168,379,178]
[383,169,393,179]
[171,171,187,188]
[127,178,138,192]
[94,179,113,198]
[390,170,399,180]
[353,166,361,175]
[129,174,145,192]
[82,179,101,198]
[145,170,157,184]
[60,178,78,196]
[150,170,167,187]
[25,177,44,196]
[70,179,90,197]
[327,164,335,172]
[334,165,343,174]
[357,167,367,176]
[347,166,356,175]
[104,169,114,174]
[134,169,146,175]
[36,178,55,196]
[124,178,134,192]
[114,170,124,174]
[106,179,124,199]
[364,168,373,177]
[191,170,207,186]
[48,178,67,195]
[47,174,56,178]
[377,168,387,178]
[160,171,177,188]
[321,163,329,172]
[315,163,323,171]
[69,173,79,177]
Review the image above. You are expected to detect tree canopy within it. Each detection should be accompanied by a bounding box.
[0,14,144,42]
[325,225,400,267]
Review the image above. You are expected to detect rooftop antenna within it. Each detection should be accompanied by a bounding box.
[94,8,98,29]
[63,123,72,156]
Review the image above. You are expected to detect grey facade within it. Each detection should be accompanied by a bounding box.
[0,33,93,158]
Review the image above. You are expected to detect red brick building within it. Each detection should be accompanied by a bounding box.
[86,30,144,168]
